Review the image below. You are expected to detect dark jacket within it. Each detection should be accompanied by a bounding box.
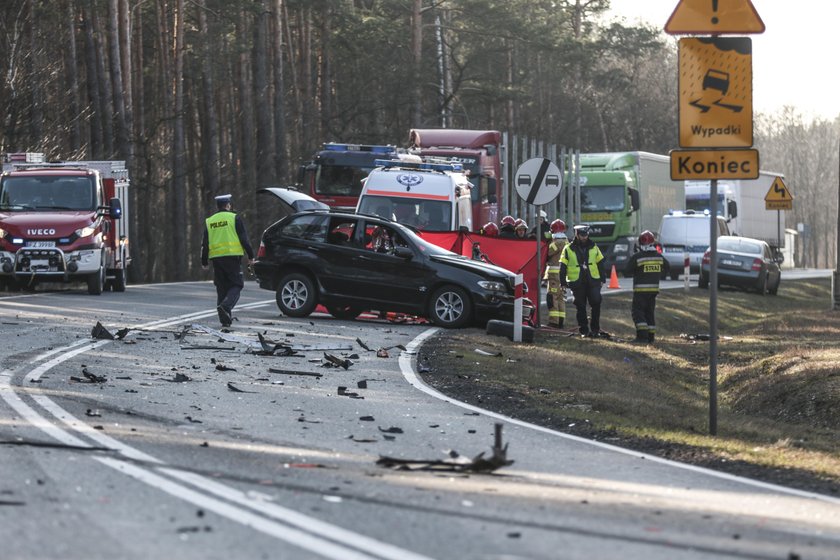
[624,248,669,292]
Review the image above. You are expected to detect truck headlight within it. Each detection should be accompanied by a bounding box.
[75,225,96,237]
[614,243,629,253]
[0,228,6,238]
[478,280,506,292]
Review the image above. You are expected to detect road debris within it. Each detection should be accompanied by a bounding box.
[359,415,375,422]
[474,348,502,357]
[356,338,372,351]
[215,364,237,372]
[166,373,192,383]
[268,368,322,378]
[337,386,364,399]
[226,382,255,393]
[378,426,403,434]
[79,368,107,383]
[376,348,389,358]
[376,423,513,473]
[85,409,101,417]
[323,353,352,369]
[356,380,368,389]
[91,321,114,340]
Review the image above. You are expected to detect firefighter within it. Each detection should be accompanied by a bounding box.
[514,219,529,239]
[481,222,499,237]
[624,230,669,343]
[499,215,517,238]
[559,224,607,338]
[201,194,255,328]
[545,219,567,328]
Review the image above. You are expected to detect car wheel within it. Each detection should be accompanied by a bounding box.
[87,263,105,295]
[326,305,362,320]
[769,276,780,295]
[276,273,317,317]
[698,274,709,289]
[429,285,472,328]
[757,273,768,296]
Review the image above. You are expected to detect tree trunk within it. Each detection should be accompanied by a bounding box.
[81,4,103,158]
[410,0,422,127]
[63,0,82,155]
[172,0,187,280]
[107,0,130,161]
[198,1,220,199]
[273,0,288,182]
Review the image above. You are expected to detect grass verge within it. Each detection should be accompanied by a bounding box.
[420,277,840,496]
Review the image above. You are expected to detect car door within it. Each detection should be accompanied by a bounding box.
[352,221,429,310]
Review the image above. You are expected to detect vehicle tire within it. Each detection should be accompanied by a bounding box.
[670,269,680,280]
[486,319,535,343]
[757,273,768,296]
[429,285,472,328]
[326,305,362,320]
[769,276,780,296]
[87,264,105,295]
[698,274,709,289]
[276,273,317,317]
[112,269,126,292]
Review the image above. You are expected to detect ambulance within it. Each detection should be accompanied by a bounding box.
[355,158,474,232]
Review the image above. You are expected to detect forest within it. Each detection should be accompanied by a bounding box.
[0,0,837,282]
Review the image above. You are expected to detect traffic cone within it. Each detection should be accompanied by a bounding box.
[608,265,621,289]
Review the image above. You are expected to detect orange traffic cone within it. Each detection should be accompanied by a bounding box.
[608,265,621,289]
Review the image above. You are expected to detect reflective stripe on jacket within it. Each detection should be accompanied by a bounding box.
[206,211,244,258]
[625,250,667,293]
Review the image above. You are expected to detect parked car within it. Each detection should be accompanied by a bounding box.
[252,188,534,328]
[659,210,730,279]
[698,235,781,295]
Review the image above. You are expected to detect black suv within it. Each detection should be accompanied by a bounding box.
[252,189,533,328]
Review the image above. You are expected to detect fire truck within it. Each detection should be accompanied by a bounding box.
[301,143,399,211]
[408,129,503,228]
[0,153,130,294]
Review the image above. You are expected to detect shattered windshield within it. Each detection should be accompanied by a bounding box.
[0,176,96,211]
[580,185,625,212]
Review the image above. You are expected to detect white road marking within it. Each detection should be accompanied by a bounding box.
[0,303,437,560]
[399,327,840,506]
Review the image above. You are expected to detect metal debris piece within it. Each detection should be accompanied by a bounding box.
[226,382,255,393]
[357,380,368,389]
[356,338,372,351]
[474,348,502,357]
[167,373,192,383]
[85,409,101,417]
[91,322,114,340]
[376,348,389,358]
[359,415,375,422]
[268,368,322,378]
[115,328,131,340]
[323,353,352,369]
[376,423,513,473]
[82,368,107,383]
[349,436,378,443]
[297,416,322,424]
[185,416,202,424]
[215,364,236,372]
[378,426,403,434]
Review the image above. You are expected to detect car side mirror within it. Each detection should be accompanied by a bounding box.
[109,197,122,219]
[393,246,413,260]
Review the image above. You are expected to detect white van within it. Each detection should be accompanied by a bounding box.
[356,159,473,232]
[659,210,730,279]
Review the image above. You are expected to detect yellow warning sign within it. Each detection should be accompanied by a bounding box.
[679,37,752,148]
[765,177,793,210]
[665,0,765,35]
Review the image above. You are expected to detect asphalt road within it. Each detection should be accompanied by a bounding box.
[1,280,839,560]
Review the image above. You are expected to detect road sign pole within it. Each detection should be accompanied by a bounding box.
[535,205,542,327]
[709,179,719,436]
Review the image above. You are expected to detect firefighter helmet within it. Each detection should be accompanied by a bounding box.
[482,222,499,237]
[514,219,527,230]
[500,215,515,228]
[639,230,656,246]
[549,219,566,234]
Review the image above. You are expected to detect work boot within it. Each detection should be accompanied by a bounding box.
[635,331,647,343]
[648,332,656,343]
[558,318,564,328]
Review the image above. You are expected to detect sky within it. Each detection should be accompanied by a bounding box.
[603,0,838,121]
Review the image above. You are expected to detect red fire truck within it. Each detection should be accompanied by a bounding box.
[0,153,130,294]
[408,129,503,228]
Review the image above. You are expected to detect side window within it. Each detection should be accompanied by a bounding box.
[364,222,398,255]
[327,218,357,246]
[279,214,328,241]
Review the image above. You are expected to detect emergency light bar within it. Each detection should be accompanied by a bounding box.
[373,159,463,173]
[324,143,395,154]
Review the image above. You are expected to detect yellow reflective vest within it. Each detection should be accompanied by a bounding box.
[560,242,604,283]
[206,211,244,258]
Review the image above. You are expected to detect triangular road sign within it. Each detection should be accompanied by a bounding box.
[665,0,765,35]
[765,177,793,202]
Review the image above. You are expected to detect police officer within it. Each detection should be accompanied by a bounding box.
[544,219,567,328]
[201,194,255,327]
[624,230,669,343]
[559,224,607,338]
